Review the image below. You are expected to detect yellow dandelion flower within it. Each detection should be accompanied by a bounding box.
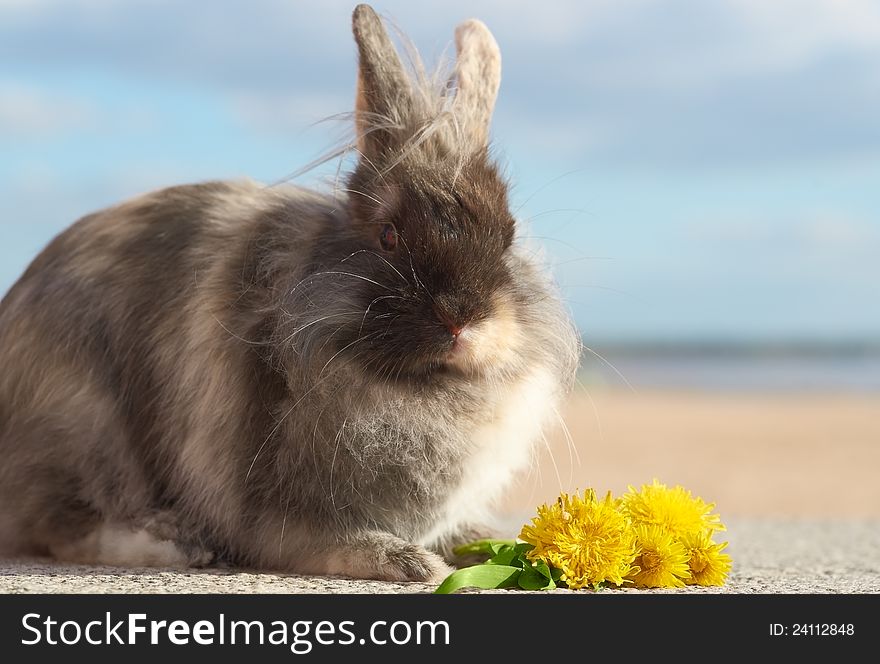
[519,489,638,590]
[619,479,725,539]
[627,524,691,588]
[682,530,733,586]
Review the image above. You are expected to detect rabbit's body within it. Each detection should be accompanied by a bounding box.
[0,6,579,581]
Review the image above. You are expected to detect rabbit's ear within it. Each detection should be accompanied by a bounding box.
[452,19,501,149]
[352,4,413,158]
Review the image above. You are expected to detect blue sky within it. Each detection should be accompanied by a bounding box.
[1,0,878,342]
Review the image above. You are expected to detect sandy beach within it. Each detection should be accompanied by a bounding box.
[501,388,880,521]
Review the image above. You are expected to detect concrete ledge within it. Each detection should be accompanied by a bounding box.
[2,520,877,594]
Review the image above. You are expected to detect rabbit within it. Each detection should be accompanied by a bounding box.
[0,4,580,582]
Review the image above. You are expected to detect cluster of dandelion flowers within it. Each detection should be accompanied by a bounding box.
[519,489,638,590]
[435,484,730,593]
[620,480,732,587]
[515,481,732,590]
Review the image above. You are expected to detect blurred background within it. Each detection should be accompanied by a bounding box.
[1,1,878,519]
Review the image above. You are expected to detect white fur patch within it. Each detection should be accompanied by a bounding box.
[50,524,190,568]
[444,292,523,377]
[419,365,559,546]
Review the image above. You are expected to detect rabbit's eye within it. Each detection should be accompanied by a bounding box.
[379,223,398,251]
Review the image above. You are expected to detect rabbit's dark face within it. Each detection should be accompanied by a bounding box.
[329,157,524,382]
[287,4,534,384]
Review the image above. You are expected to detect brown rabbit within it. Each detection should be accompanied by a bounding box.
[0,4,580,582]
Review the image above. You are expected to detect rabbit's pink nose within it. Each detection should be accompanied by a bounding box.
[434,306,466,338]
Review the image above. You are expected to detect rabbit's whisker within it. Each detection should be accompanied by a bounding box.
[278,488,293,563]
[512,168,585,216]
[550,403,579,487]
[578,378,605,462]
[359,294,405,336]
[582,345,637,394]
[279,311,360,346]
[245,379,327,486]
[318,330,382,379]
[340,250,409,285]
[315,271,395,292]
[349,146,389,185]
[328,417,349,511]
[337,187,385,207]
[287,270,395,298]
[397,234,436,304]
[212,315,269,346]
[539,430,564,495]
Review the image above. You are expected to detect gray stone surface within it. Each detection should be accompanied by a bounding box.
[1,519,877,594]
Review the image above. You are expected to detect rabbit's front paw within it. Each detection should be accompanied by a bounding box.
[322,531,453,583]
[379,541,453,583]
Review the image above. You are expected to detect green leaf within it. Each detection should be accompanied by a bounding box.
[434,565,522,594]
[452,539,516,558]
[513,556,557,590]
[517,564,555,590]
[513,553,536,571]
[487,546,519,566]
[532,560,556,583]
[489,542,513,556]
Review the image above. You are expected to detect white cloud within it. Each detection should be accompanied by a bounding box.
[688,212,880,260]
[0,81,161,139]
[736,0,880,57]
[798,214,880,251]
[0,83,98,136]
[0,0,124,12]
[541,0,880,92]
[677,0,880,86]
